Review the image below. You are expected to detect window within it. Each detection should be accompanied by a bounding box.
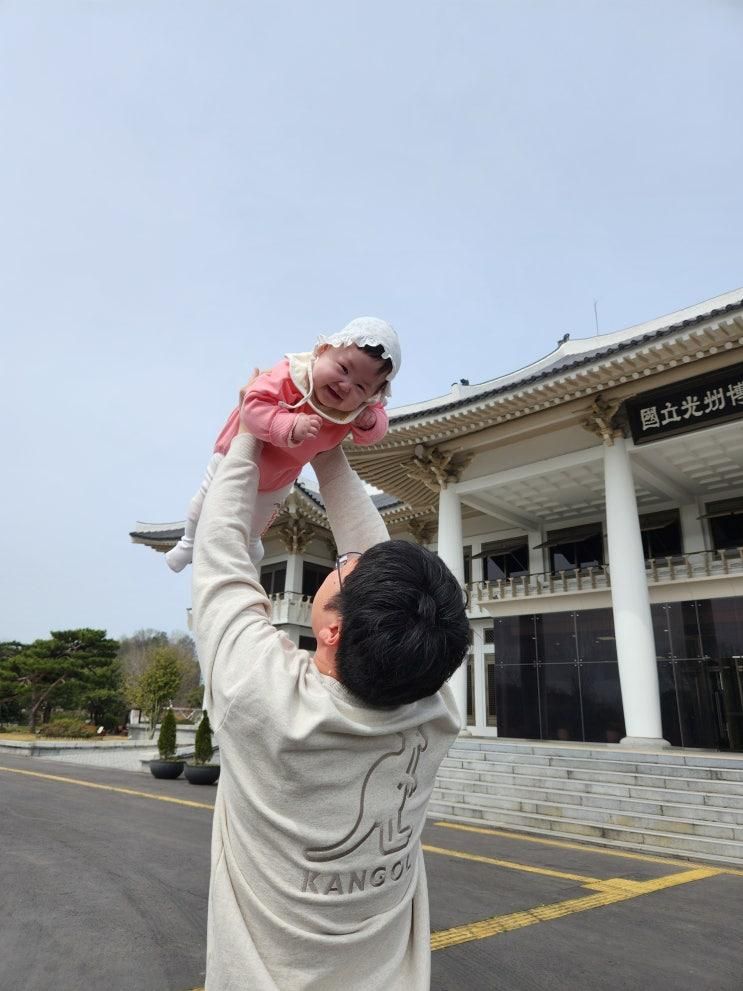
[463,546,472,585]
[480,537,529,582]
[705,497,743,552]
[260,562,286,596]
[545,524,603,573]
[640,510,683,560]
[302,562,333,598]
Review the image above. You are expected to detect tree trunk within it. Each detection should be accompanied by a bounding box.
[28,697,40,733]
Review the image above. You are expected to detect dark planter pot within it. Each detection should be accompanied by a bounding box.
[149,760,185,780]
[184,763,220,786]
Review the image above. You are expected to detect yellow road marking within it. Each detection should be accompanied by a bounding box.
[431,866,720,951]
[5,763,737,958]
[0,765,215,811]
[422,844,599,884]
[432,820,739,871]
[5,763,741,885]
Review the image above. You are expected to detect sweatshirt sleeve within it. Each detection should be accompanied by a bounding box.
[191,434,292,730]
[349,402,388,446]
[311,446,389,553]
[240,363,301,448]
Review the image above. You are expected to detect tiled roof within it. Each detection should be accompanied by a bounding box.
[388,296,743,426]
[295,478,401,512]
[130,483,403,546]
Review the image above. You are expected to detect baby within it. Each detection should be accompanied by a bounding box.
[166,317,400,572]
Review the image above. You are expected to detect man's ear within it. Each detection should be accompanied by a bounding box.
[316,615,342,650]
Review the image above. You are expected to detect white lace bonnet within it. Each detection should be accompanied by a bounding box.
[313,317,401,401]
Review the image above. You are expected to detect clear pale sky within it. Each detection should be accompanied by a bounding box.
[2,0,742,645]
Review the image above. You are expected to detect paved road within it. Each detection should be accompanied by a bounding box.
[1,754,742,991]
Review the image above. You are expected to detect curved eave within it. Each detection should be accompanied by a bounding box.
[345,304,743,503]
[130,490,421,554]
[129,529,180,553]
[384,297,743,433]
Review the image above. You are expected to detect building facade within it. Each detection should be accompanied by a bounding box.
[132,289,743,752]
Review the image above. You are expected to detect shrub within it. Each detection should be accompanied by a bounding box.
[98,713,121,733]
[38,718,97,739]
[193,710,214,765]
[157,708,177,760]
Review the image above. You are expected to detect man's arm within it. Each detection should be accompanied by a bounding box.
[312,446,389,553]
[191,433,284,728]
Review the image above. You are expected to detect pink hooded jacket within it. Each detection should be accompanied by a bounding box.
[213,358,388,492]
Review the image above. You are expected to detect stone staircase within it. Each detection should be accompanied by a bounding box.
[429,738,743,867]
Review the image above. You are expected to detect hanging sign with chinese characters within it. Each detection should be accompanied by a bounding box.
[626,362,743,445]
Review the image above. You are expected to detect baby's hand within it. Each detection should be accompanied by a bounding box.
[292,413,323,443]
[355,408,377,430]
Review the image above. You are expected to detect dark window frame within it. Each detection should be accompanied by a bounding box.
[639,509,683,561]
[544,524,604,574]
[301,561,334,598]
[479,537,530,582]
[259,562,287,597]
[704,497,743,553]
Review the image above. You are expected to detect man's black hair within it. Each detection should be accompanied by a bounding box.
[331,540,470,707]
[360,343,394,379]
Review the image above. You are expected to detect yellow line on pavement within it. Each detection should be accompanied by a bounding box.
[6,764,742,885]
[0,765,215,811]
[431,866,720,951]
[422,844,599,884]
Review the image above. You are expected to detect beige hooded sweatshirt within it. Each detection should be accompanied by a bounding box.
[192,434,461,991]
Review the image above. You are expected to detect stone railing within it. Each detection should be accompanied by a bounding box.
[467,546,743,606]
[268,590,314,626]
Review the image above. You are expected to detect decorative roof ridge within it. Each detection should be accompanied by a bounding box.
[130,521,186,533]
[386,292,743,427]
[294,478,325,509]
[131,484,405,540]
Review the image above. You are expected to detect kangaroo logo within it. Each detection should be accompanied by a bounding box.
[304,727,429,863]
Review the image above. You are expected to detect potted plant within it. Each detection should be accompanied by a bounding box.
[184,710,220,785]
[149,708,184,779]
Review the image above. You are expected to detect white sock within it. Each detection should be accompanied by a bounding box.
[165,540,193,572]
[165,453,224,574]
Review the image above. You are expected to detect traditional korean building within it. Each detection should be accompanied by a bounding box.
[131,288,743,753]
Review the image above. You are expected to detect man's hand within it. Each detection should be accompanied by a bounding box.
[292,413,323,443]
[355,407,377,430]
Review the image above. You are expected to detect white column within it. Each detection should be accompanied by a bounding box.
[437,484,469,730]
[679,501,706,555]
[471,541,484,584]
[284,553,303,596]
[472,626,488,731]
[528,528,544,579]
[604,435,668,746]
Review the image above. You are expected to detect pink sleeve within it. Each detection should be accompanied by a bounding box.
[240,363,300,448]
[350,403,388,446]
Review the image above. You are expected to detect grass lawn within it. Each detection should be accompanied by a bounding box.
[0,731,130,743]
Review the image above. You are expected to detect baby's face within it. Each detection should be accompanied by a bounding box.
[312,345,387,412]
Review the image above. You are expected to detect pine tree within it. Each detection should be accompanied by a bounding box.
[0,630,120,732]
[193,710,214,765]
[157,708,177,761]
